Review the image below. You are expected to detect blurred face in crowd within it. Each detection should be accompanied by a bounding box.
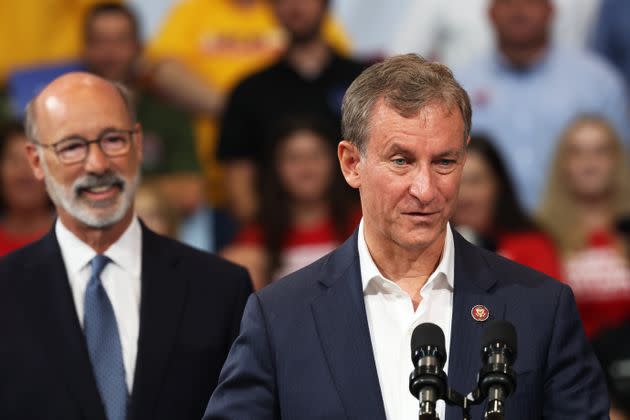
[562,121,617,201]
[135,185,173,237]
[277,129,334,203]
[0,132,49,213]
[340,99,467,253]
[26,73,143,231]
[83,10,140,82]
[272,0,327,44]
[489,0,552,49]
[453,150,498,235]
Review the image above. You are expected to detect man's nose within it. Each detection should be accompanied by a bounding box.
[83,142,110,173]
[408,167,436,204]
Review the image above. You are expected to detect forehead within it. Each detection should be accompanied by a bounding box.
[366,99,465,154]
[36,85,131,142]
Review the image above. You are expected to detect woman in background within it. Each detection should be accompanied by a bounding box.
[452,134,561,278]
[0,121,53,256]
[222,116,359,289]
[538,115,630,338]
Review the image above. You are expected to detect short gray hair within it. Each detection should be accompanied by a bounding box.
[24,79,136,144]
[341,53,472,153]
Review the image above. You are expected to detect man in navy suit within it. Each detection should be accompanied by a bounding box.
[204,54,609,419]
[0,72,252,420]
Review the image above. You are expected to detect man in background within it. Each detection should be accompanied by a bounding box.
[456,0,629,211]
[217,0,365,223]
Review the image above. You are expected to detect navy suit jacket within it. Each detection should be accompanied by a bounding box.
[0,223,252,420]
[205,229,609,419]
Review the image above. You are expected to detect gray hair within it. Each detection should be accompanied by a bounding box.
[24,79,136,144]
[341,53,472,154]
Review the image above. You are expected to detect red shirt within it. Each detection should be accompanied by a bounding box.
[0,225,47,256]
[497,231,562,280]
[563,230,630,338]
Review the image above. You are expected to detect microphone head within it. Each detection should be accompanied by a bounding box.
[411,323,446,365]
[483,320,517,359]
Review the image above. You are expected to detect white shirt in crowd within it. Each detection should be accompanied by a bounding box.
[358,219,455,420]
[56,217,142,392]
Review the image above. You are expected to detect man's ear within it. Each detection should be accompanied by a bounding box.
[24,142,45,181]
[338,140,362,189]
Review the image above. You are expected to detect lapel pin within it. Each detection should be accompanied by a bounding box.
[471,305,490,322]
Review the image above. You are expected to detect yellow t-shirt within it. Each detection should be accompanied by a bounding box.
[0,0,119,83]
[146,0,352,205]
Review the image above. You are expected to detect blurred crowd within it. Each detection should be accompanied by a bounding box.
[1,0,629,416]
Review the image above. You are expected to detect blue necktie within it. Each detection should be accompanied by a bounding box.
[84,255,128,420]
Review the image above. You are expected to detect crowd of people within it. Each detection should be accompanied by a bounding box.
[1,0,630,417]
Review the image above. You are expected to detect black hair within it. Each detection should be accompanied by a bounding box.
[259,114,357,282]
[83,2,140,43]
[467,134,535,232]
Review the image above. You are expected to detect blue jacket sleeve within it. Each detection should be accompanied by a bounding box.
[543,285,610,418]
[203,293,278,420]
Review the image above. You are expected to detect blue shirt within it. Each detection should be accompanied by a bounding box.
[456,46,630,211]
[592,0,630,93]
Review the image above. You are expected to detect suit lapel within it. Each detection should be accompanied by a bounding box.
[129,226,188,420]
[445,233,505,420]
[22,230,107,420]
[310,232,387,420]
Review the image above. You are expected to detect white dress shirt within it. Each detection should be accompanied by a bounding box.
[56,217,142,392]
[358,219,455,420]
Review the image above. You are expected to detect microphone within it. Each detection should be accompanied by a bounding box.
[409,323,448,420]
[477,320,517,420]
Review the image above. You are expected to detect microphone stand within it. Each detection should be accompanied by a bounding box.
[444,388,472,420]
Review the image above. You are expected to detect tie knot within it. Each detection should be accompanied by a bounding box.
[90,254,111,279]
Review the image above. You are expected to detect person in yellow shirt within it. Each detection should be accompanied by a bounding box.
[0,0,118,84]
[145,0,352,206]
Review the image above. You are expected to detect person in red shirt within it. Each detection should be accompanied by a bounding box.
[222,115,359,289]
[0,122,53,256]
[538,115,630,338]
[452,134,561,278]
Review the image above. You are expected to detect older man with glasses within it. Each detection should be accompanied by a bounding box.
[0,72,253,420]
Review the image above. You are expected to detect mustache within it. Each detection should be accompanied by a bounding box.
[73,171,125,195]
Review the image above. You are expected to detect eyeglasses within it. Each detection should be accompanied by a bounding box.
[35,128,137,164]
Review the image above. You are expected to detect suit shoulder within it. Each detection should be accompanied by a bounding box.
[256,250,335,304]
[146,230,250,283]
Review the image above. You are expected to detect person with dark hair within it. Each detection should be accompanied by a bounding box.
[453,134,561,278]
[217,0,365,224]
[222,115,359,289]
[0,121,52,255]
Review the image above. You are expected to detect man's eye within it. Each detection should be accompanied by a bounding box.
[103,135,125,144]
[58,141,85,153]
[438,159,456,166]
[392,158,407,166]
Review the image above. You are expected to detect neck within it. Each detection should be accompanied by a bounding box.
[498,41,548,69]
[577,196,614,232]
[286,36,331,79]
[291,199,329,227]
[1,207,52,234]
[58,210,134,254]
[364,223,446,307]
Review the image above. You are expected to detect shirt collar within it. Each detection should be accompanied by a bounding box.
[56,216,142,277]
[357,219,455,294]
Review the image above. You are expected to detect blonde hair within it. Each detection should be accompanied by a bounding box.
[537,115,630,255]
